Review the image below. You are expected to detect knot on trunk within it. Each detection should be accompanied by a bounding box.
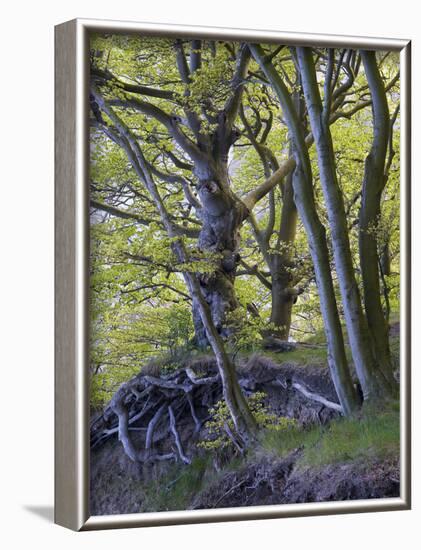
[221,249,240,273]
[198,179,231,216]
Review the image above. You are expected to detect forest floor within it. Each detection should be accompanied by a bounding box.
[89,325,401,515]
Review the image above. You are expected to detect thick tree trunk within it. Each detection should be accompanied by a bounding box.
[191,156,248,347]
[92,93,257,443]
[146,165,257,442]
[145,160,257,442]
[359,50,396,387]
[151,180,256,440]
[296,47,396,400]
[250,44,360,415]
[187,46,251,346]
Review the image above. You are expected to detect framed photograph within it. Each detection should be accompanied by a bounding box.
[55,18,411,531]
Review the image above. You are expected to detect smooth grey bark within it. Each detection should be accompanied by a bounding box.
[248,175,298,341]
[296,46,395,400]
[268,95,305,340]
[91,88,258,442]
[359,50,397,388]
[267,167,299,340]
[250,44,360,415]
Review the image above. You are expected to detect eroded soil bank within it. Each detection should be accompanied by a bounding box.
[90,354,399,515]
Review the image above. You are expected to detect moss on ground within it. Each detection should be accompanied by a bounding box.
[260,403,400,467]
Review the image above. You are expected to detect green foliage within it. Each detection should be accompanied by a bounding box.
[226,309,266,353]
[199,392,298,451]
[91,364,139,409]
[88,33,401,422]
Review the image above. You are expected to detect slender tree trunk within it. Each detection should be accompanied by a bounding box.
[270,276,294,340]
[296,46,396,400]
[269,173,298,340]
[250,44,360,415]
[359,50,396,387]
[185,267,258,441]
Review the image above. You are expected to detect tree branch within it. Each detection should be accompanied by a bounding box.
[92,67,177,100]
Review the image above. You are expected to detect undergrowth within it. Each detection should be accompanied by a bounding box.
[135,404,399,512]
[139,456,213,512]
[91,316,401,511]
[260,403,400,467]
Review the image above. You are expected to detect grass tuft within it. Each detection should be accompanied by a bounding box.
[260,405,400,467]
[260,345,328,367]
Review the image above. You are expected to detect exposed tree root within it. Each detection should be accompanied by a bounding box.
[91,364,222,463]
[291,382,343,412]
[169,405,191,464]
[90,356,343,464]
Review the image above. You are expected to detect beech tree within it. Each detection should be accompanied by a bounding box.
[92,39,253,348]
[250,44,399,402]
[91,80,258,443]
[294,47,396,399]
[250,44,360,414]
[238,88,305,341]
[359,50,398,387]
[89,35,400,428]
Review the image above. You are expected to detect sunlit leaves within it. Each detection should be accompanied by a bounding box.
[88,34,401,407]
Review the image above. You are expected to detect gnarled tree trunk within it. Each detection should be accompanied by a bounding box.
[92,90,258,443]
[192,159,248,347]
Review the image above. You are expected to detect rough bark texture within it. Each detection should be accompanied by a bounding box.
[192,161,248,347]
[146,164,257,441]
[91,88,257,442]
[250,44,360,415]
[186,46,251,347]
[296,46,395,400]
[93,43,253,349]
[359,50,396,388]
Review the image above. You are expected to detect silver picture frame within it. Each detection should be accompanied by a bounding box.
[55,17,411,531]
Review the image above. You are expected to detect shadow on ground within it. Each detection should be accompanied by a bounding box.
[24,505,54,523]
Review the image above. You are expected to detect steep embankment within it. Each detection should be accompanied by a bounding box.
[192,454,399,509]
[90,353,400,515]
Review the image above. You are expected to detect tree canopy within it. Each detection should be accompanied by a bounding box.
[89,35,400,443]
